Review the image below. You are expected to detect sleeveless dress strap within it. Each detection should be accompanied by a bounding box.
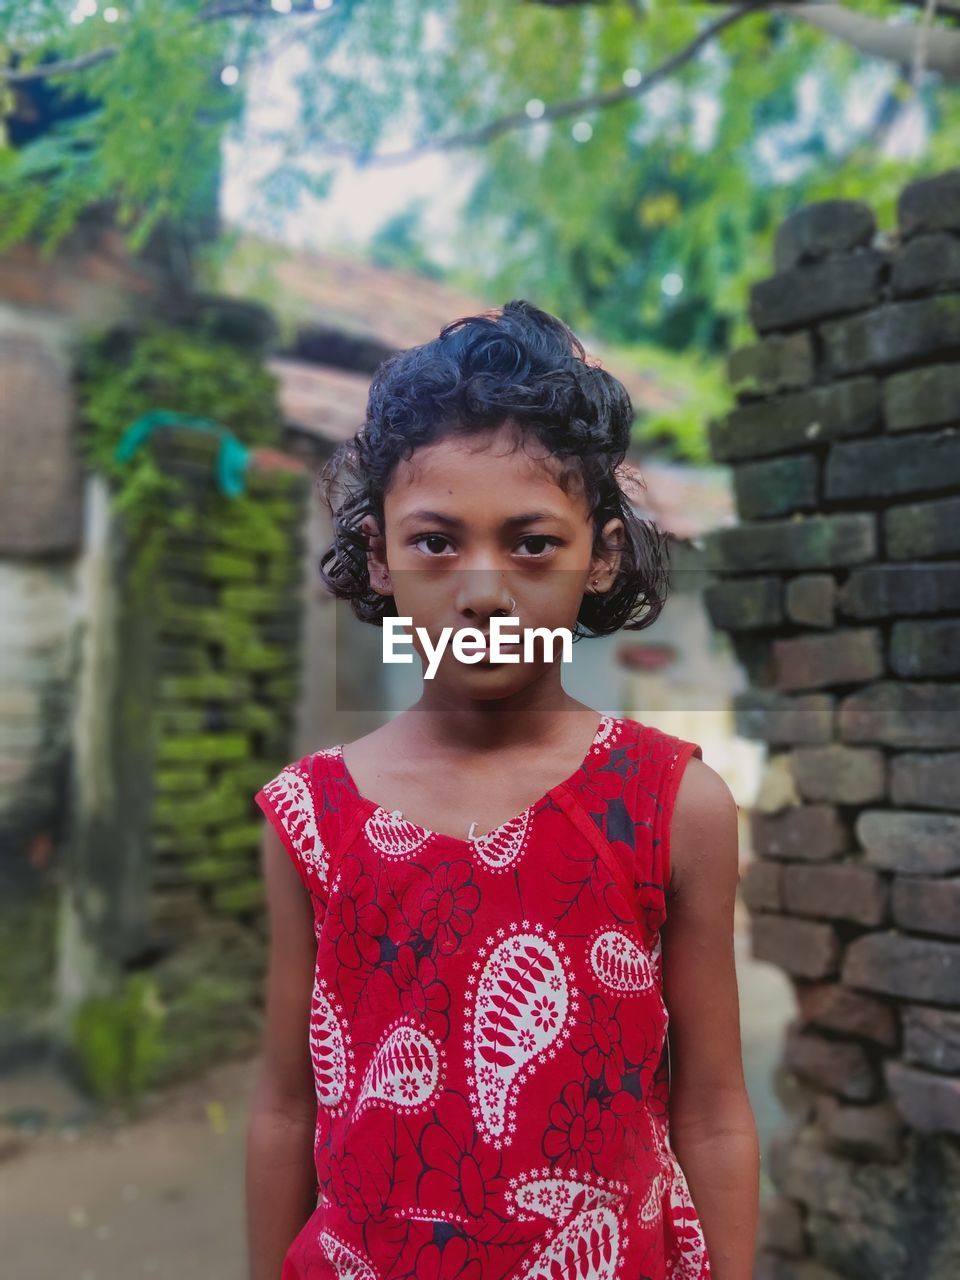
[254,747,347,915]
[556,717,703,941]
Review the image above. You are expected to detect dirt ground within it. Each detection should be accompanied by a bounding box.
[1,1053,256,1280]
[1,911,792,1280]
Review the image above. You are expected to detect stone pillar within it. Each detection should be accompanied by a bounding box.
[704,171,960,1278]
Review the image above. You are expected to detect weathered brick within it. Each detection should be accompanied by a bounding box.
[766,1123,873,1218]
[774,200,877,273]
[0,333,83,555]
[892,876,960,940]
[858,810,960,876]
[898,167,960,239]
[824,428,960,502]
[838,563,960,619]
[891,231,960,297]
[752,805,848,862]
[884,495,960,559]
[727,331,814,400]
[772,1121,960,1272]
[709,378,880,463]
[734,691,834,746]
[884,1060,960,1135]
[815,1095,904,1162]
[758,1193,806,1256]
[785,575,836,629]
[843,930,960,1005]
[821,295,960,377]
[890,619,960,678]
[741,859,782,912]
[752,913,840,979]
[704,513,876,574]
[773,629,883,693]
[790,745,886,805]
[902,1004,960,1072]
[890,751,960,811]
[729,631,778,686]
[839,681,960,749]
[884,362,960,433]
[751,250,888,333]
[734,454,819,519]
[703,576,782,631]
[781,863,888,927]
[784,1022,879,1101]
[795,982,898,1048]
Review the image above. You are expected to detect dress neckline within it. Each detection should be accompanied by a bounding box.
[336,712,618,847]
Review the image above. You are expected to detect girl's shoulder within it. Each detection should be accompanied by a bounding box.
[253,743,352,896]
[615,715,703,772]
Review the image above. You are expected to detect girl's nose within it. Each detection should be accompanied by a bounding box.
[453,567,516,619]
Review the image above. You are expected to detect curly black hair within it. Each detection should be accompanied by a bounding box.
[317,299,669,639]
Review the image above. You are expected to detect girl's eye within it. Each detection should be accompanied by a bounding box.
[412,534,455,556]
[516,535,560,557]
[411,534,561,558]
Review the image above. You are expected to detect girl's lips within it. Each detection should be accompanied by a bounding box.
[477,642,523,661]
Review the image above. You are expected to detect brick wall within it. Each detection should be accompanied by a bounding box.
[704,171,960,1278]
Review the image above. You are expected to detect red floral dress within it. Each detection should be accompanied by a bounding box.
[254,713,711,1280]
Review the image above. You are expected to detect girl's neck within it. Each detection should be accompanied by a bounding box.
[403,690,590,758]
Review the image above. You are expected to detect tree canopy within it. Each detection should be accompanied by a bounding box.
[2,2,956,361]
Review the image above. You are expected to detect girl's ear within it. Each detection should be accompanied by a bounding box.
[588,517,625,593]
[360,514,393,596]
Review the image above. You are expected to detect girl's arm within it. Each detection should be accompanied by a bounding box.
[661,759,761,1280]
[245,825,319,1280]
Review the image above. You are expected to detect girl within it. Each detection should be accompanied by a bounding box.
[246,300,759,1280]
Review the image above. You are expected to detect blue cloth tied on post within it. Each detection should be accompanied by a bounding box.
[115,411,251,498]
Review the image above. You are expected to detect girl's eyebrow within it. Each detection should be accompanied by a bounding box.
[400,509,563,529]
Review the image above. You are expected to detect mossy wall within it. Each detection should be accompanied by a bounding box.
[65,393,311,1101]
[102,428,308,1096]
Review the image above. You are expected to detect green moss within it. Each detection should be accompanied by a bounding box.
[157,733,249,765]
[75,324,287,600]
[154,777,250,829]
[214,822,264,853]
[233,704,279,735]
[184,856,253,885]
[159,674,251,701]
[145,924,266,1082]
[71,974,167,1105]
[203,551,258,581]
[0,889,58,1014]
[154,768,210,795]
[212,878,265,913]
[152,829,210,857]
[262,675,299,702]
[220,585,288,615]
[155,708,208,735]
[228,760,287,795]
[223,639,287,673]
[216,516,287,554]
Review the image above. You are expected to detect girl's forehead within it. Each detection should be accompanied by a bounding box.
[389,425,572,487]
[385,433,587,520]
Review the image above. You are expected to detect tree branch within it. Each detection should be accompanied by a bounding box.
[4,44,119,83]
[899,0,960,20]
[769,3,960,77]
[319,1,772,167]
[1,1,328,86]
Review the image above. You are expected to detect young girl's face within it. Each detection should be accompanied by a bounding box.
[362,420,623,694]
